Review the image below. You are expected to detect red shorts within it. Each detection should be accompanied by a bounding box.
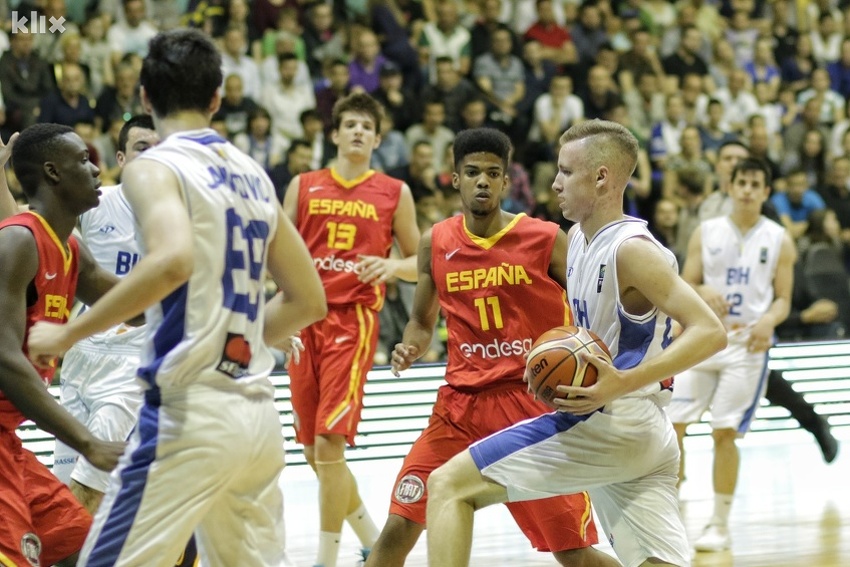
[289,304,379,446]
[389,382,597,552]
[0,428,91,566]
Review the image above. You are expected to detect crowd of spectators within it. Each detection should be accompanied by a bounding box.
[3,0,850,359]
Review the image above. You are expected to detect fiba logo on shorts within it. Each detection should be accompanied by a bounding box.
[394,474,425,504]
[21,532,41,567]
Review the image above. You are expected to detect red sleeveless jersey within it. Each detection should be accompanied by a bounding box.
[0,212,79,429]
[432,214,569,390]
[297,168,402,310]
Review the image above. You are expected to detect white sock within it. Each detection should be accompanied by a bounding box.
[711,493,734,526]
[316,531,341,567]
[346,503,380,548]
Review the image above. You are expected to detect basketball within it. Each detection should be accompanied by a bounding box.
[525,325,612,409]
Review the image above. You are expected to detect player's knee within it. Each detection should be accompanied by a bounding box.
[427,462,463,503]
[314,433,347,461]
[711,428,737,445]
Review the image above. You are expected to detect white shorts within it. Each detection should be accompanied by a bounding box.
[54,337,143,492]
[79,385,294,567]
[665,336,769,434]
[470,397,690,567]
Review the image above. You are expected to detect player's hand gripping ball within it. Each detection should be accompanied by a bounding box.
[525,325,612,409]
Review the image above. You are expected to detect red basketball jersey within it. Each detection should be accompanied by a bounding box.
[0,212,79,429]
[432,214,569,390]
[297,168,402,310]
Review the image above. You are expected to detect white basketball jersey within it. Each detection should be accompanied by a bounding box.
[567,217,677,402]
[701,216,785,331]
[80,185,140,277]
[134,128,279,394]
[76,184,146,347]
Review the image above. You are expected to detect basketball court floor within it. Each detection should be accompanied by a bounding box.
[279,427,849,567]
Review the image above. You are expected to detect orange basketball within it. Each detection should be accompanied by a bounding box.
[525,325,612,409]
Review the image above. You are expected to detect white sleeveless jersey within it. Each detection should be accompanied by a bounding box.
[701,216,785,332]
[134,128,279,394]
[76,184,146,347]
[567,217,677,403]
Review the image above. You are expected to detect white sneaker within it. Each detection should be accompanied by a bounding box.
[694,524,731,552]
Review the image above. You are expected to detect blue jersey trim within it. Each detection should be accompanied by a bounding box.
[470,411,592,471]
[738,350,771,433]
[137,283,188,385]
[179,133,228,146]
[86,399,160,566]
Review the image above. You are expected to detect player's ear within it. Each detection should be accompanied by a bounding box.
[139,86,154,116]
[452,171,460,190]
[43,161,60,184]
[208,87,222,116]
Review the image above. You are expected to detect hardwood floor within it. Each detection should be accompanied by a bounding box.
[280,427,849,566]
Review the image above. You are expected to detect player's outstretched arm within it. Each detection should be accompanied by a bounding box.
[0,133,21,221]
[0,227,124,471]
[28,160,194,358]
[555,237,727,414]
[392,230,439,376]
[264,206,327,346]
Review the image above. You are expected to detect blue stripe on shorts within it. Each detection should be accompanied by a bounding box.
[470,411,593,471]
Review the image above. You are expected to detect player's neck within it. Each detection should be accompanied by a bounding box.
[464,209,511,238]
[333,157,372,180]
[153,111,213,139]
[580,212,624,243]
[729,210,761,233]
[29,204,75,242]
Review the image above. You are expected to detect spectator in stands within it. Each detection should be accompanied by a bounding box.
[38,63,96,128]
[784,97,831,164]
[55,33,92,98]
[222,0,261,46]
[649,93,687,177]
[420,0,472,83]
[518,40,558,121]
[472,26,526,135]
[663,125,713,200]
[783,129,830,188]
[811,11,842,66]
[772,169,827,239]
[388,140,441,204]
[262,53,315,142]
[523,0,578,68]
[373,61,419,134]
[699,99,737,163]
[818,155,850,235]
[368,0,426,92]
[570,0,608,66]
[706,37,737,92]
[673,166,708,260]
[659,2,712,62]
[233,106,287,173]
[746,122,783,184]
[220,24,262,101]
[651,198,680,261]
[269,138,313,204]
[580,64,622,121]
[770,0,799,64]
[372,113,408,173]
[781,33,816,94]
[33,0,80,64]
[529,74,583,151]
[0,33,54,131]
[420,56,477,133]
[619,26,665,85]
[80,15,114,100]
[252,0,290,36]
[470,0,518,61]
[405,99,454,171]
[214,73,259,138]
[827,37,850,100]
[725,9,759,65]
[798,68,846,127]
[260,33,311,90]
[713,68,760,134]
[259,7,306,62]
[316,59,352,136]
[94,60,143,134]
[458,97,496,132]
[349,29,387,94]
[303,2,346,79]
[680,72,709,127]
[661,25,708,91]
[299,109,336,170]
[622,72,665,144]
[752,82,784,139]
[744,37,781,96]
[106,0,158,65]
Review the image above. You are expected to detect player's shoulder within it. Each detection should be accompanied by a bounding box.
[370,170,405,190]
